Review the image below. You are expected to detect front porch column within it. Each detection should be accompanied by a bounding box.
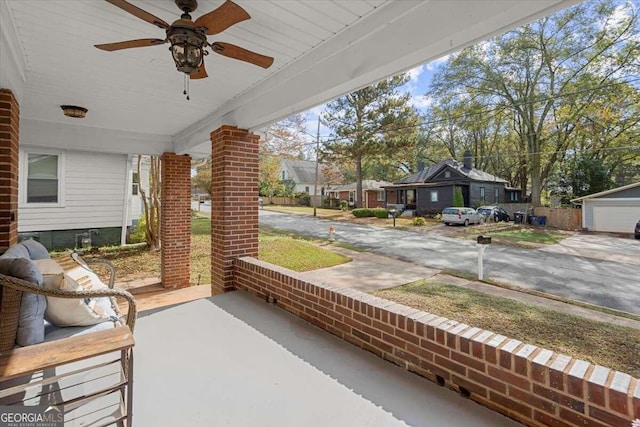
[210,126,259,294]
[160,152,191,288]
[0,89,19,254]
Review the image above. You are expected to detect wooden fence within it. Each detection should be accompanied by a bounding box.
[533,207,582,230]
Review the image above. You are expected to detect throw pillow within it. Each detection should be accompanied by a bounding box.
[21,239,51,260]
[33,259,65,289]
[0,257,46,347]
[43,274,115,327]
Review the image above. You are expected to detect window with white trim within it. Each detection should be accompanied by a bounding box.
[430,190,438,202]
[494,188,499,203]
[132,172,140,195]
[377,191,385,201]
[22,150,64,205]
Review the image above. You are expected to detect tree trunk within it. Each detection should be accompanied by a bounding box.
[137,155,161,250]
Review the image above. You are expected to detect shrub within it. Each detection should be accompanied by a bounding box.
[127,216,146,244]
[413,217,426,226]
[373,209,390,218]
[352,208,374,217]
[339,200,348,211]
[434,213,441,221]
[298,193,311,206]
[453,187,464,207]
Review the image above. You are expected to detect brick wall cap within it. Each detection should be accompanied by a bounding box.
[460,326,483,340]
[486,334,507,348]
[499,339,522,354]
[427,316,450,327]
[448,323,470,335]
[634,380,640,398]
[532,348,554,366]
[408,311,430,321]
[415,313,438,325]
[568,359,591,379]
[471,330,494,343]
[608,371,632,393]
[436,319,459,332]
[588,365,611,387]
[516,344,538,359]
[549,354,573,372]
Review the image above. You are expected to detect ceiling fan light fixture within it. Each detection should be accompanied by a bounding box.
[167,26,207,75]
[60,105,88,118]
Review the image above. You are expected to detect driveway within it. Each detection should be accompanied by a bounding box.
[540,233,640,266]
[259,210,640,315]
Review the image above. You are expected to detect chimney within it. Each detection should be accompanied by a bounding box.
[463,151,472,170]
[417,161,425,171]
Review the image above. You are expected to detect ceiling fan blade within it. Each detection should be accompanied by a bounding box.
[194,0,251,35]
[105,0,170,29]
[190,63,208,79]
[211,42,274,69]
[95,38,166,52]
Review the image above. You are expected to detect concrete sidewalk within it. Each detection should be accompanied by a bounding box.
[302,245,640,330]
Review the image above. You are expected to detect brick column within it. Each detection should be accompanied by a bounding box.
[210,126,259,294]
[160,152,191,288]
[0,89,19,254]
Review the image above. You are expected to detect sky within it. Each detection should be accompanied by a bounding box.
[302,55,450,142]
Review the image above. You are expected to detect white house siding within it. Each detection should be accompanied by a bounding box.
[18,147,127,232]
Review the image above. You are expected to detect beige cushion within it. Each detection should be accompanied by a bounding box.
[43,274,114,327]
[33,258,65,289]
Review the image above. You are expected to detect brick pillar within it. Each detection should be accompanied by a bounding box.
[160,152,191,288]
[0,89,19,254]
[210,126,259,294]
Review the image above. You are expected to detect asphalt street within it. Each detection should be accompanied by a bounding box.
[258,210,640,316]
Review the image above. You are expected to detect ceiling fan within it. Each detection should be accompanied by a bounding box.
[95,0,274,85]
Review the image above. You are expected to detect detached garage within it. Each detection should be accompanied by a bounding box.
[572,182,640,233]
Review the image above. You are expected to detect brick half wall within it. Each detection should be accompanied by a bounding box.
[234,257,640,427]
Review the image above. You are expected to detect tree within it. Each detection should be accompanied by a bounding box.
[263,113,310,159]
[192,160,212,196]
[322,73,420,207]
[138,155,161,250]
[429,0,640,206]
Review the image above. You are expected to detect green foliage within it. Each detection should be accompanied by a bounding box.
[127,217,147,244]
[552,156,614,204]
[322,73,421,208]
[352,208,374,217]
[339,200,348,211]
[297,193,311,206]
[434,213,441,221]
[453,187,464,207]
[413,217,426,226]
[373,209,390,218]
[428,0,640,206]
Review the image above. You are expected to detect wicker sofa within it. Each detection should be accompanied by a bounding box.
[0,239,136,425]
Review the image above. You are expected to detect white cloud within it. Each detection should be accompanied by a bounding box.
[410,94,433,110]
[407,64,425,82]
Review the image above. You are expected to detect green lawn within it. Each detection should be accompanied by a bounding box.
[372,281,640,377]
[191,216,350,283]
[486,227,567,244]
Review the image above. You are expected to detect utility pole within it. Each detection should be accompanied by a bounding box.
[313,117,320,217]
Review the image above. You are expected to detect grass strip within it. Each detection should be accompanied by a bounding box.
[372,280,640,377]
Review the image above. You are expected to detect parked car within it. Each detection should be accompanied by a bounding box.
[441,207,483,226]
[635,219,640,239]
[476,206,511,222]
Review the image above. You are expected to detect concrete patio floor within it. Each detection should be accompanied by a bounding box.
[133,291,519,426]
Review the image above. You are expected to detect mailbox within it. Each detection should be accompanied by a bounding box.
[477,235,492,245]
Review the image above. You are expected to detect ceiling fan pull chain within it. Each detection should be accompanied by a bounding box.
[183,74,190,101]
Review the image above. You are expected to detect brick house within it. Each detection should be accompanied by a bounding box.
[327,180,391,208]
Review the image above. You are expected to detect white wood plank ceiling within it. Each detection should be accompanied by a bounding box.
[0,0,579,157]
